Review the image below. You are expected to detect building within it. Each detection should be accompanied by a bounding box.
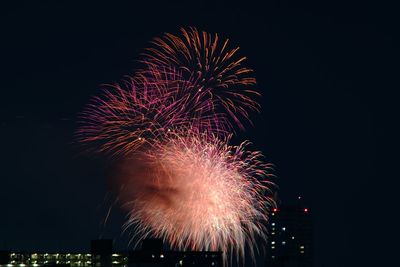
[0,239,221,267]
[265,197,313,267]
[0,251,10,265]
[129,239,222,267]
[91,240,113,267]
[0,240,127,267]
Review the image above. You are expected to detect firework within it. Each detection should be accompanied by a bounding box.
[77,67,232,156]
[77,28,276,263]
[120,131,275,261]
[143,27,260,129]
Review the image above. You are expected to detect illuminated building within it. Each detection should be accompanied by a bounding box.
[265,197,313,267]
[0,239,221,267]
[0,240,127,267]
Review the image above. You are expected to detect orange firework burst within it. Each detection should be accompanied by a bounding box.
[143,27,260,129]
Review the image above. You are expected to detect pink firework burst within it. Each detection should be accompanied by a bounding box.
[76,67,229,157]
[121,131,275,261]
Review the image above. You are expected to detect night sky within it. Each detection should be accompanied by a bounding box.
[0,1,398,267]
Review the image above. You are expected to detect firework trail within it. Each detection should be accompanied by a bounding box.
[143,27,260,130]
[118,131,275,261]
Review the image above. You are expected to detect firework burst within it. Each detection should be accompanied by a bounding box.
[77,27,276,264]
[77,67,230,156]
[122,131,275,261]
[143,27,260,129]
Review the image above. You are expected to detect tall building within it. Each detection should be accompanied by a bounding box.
[265,197,313,267]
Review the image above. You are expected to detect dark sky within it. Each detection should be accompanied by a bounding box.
[0,1,398,266]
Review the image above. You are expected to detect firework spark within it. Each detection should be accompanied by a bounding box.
[120,131,275,260]
[143,27,260,129]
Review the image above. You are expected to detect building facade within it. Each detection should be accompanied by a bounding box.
[265,197,313,267]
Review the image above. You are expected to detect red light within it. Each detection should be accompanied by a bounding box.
[273,208,278,212]
[304,208,309,213]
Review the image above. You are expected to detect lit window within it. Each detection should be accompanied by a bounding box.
[300,251,304,254]
[271,246,275,249]
[271,255,275,259]
[282,241,286,245]
[272,232,275,235]
[271,241,275,245]
[151,255,155,258]
[282,227,286,231]
[160,254,164,258]
[300,246,304,249]
[291,236,295,240]
[271,223,275,226]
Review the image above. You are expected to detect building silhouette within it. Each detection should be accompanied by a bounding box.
[265,197,313,267]
[91,240,113,267]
